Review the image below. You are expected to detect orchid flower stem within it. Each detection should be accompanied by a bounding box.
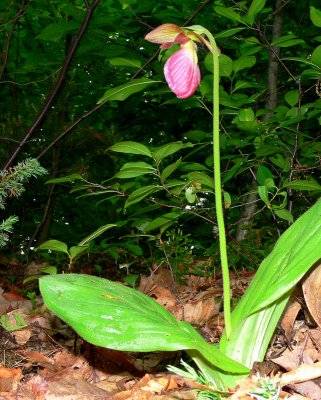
[198,27,231,338]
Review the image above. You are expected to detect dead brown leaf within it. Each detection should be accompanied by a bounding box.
[0,367,23,392]
[280,297,302,341]
[303,263,321,327]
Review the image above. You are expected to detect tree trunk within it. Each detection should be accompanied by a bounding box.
[236,0,284,241]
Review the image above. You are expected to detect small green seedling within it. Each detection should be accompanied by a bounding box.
[0,311,28,331]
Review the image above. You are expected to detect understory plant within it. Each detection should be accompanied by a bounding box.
[0,158,47,248]
[39,18,321,392]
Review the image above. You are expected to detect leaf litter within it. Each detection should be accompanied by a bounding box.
[1,258,321,398]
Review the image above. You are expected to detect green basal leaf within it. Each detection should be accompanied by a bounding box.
[114,162,157,178]
[220,199,321,374]
[39,274,249,378]
[97,78,160,103]
[282,180,321,191]
[109,141,152,157]
[78,224,117,246]
[36,240,69,255]
[125,185,161,208]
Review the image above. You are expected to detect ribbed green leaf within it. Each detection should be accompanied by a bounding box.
[39,274,249,376]
[220,199,321,373]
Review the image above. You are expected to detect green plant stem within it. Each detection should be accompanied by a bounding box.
[195,27,231,338]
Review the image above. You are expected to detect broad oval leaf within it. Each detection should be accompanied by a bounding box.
[39,274,248,374]
[97,78,160,103]
[109,141,152,158]
[36,240,69,255]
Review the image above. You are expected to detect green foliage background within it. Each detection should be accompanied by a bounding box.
[1,0,321,272]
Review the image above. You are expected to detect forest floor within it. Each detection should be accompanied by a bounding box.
[1,255,321,399]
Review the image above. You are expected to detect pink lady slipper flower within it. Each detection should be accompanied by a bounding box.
[145,24,209,99]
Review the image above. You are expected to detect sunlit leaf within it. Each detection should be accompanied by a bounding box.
[40,274,249,374]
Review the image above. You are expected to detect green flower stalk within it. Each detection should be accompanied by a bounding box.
[145,25,232,337]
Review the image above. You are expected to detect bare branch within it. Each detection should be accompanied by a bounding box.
[2,0,101,170]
